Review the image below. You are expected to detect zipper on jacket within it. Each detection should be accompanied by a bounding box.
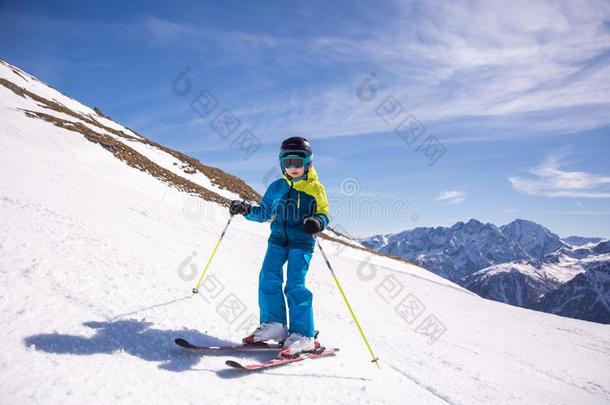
[283,181,294,246]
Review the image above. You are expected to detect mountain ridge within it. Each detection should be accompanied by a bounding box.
[360,218,610,323]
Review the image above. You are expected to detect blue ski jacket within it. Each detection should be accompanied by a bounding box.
[245,166,329,252]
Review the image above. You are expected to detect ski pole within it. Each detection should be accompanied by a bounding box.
[315,235,380,368]
[192,214,234,294]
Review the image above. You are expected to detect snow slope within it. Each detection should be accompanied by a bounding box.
[1,59,610,405]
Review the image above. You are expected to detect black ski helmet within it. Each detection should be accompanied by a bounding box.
[280,136,313,156]
[279,136,313,172]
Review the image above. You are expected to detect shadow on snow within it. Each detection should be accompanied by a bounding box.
[23,319,264,372]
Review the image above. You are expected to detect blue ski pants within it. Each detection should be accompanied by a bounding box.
[258,242,315,337]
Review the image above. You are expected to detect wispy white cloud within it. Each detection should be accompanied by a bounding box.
[141,15,299,54]
[434,190,466,205]
[8,3,610,143]
[142,16,198,45]
[509,153,610,198]
[142,0,610,143]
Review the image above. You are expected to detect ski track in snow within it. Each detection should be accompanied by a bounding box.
[385,362,455,404]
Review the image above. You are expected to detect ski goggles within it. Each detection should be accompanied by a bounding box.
[281,156,305,168]
[279,151,311,169]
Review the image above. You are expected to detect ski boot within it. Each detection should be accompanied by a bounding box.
[242,322,288,344]
[279,331,323,358]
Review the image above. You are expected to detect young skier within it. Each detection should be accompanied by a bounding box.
[229,136,329,357]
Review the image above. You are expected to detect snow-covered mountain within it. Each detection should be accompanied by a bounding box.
[533,259,610,324]
[462,240,610,316]
[461,258,581,308]
[358,218,564,282]
[360,219,610,324]
[499,218,567,259]
[2,58,610,404]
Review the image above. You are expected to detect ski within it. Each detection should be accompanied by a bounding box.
[175,338,283,352]
[225,347,339,371]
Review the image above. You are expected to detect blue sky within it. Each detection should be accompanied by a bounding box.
[1,0,609,238]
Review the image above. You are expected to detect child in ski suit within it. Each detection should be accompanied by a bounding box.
[229,136,329,357]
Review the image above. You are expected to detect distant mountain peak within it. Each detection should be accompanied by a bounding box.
[450,218,489,232]
[503,218,542,229]
[500,218,566,259]
[466,218,485,226]
[360,217,576,283]
[563,235,606,247]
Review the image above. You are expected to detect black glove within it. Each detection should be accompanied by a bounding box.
[229,200,251,216]
[303,216,323,234]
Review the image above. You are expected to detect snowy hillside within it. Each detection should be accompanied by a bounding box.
[462,240,610,310]
[1,59,610,404]
[534,259,610,324]
[462,253,589,308]
[462,258,582,308]
[533,241,610,322]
